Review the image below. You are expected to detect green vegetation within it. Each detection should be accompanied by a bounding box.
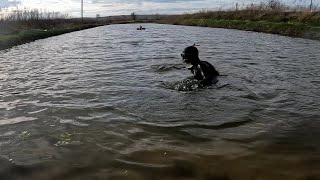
[157,1,320,41]
[54,132,73,146]
[18,130,30,140]
[159,18,319,39]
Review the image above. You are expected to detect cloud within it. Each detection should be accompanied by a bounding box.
[39,0,218,16]
[2,0,314,17]
[89,0,205,3]
[0,0,21,8]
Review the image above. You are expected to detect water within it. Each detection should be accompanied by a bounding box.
[0,23,320,179]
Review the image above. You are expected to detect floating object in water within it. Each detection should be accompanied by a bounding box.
[137,26,145,30]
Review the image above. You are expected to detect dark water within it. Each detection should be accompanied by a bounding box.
[0,23,320,180]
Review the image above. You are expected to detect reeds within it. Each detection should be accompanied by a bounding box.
[0,8,82,35]
[0,8,102,50]
[0,8,69,21]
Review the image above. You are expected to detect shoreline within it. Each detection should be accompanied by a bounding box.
[0,20,152,51]
[155,12,320,41]
[156,19,320,41]
[0,24,101,51]
[1,19,319,51]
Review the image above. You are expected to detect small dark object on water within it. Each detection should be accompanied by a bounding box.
[137,25,145,30]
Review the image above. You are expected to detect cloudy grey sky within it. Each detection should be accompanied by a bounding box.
[0,0,315,17]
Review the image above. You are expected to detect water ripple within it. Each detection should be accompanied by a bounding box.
[0,23,320,179]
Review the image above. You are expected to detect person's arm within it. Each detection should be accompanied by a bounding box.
[189,65,204,80]
[198,62,218,86]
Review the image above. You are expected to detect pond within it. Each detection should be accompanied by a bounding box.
[0,23,320,179]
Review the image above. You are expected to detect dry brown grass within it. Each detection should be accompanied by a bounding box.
[163,0,320,26]
[0,8,100,35]
[175,10,320,26]
[156,1,320,40]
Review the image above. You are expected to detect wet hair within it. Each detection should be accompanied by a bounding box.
[181,45,199,64]
[184,46,198,57]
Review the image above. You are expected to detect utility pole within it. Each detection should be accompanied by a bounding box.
[81,0,83,23]
[310,0,313,12]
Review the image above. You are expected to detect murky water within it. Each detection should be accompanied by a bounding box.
[0,23,320,180]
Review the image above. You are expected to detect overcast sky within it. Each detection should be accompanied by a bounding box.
[0,0,315,17]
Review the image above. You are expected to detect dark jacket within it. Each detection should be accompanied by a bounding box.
[189,61,219,86]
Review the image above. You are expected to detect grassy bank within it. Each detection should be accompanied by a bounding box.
[157,10,320,41]
[0,8,106,50]
[0,24,101,50]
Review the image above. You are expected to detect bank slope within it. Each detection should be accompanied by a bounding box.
[157,13,320,41]
[0,24,100,51]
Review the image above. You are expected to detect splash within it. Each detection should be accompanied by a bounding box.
[161,77,202,91]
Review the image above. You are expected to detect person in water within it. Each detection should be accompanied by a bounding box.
[181,44,219,86]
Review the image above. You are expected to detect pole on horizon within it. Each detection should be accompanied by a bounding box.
[81,0,83,23]
[310,0,313,12]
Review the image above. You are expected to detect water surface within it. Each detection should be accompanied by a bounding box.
[0,23,320,180]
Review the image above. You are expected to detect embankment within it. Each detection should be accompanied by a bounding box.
[157,11,320,41]
[0,24,100,50]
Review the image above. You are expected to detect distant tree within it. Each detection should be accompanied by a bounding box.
[295,0,316,11]
[131,12,136,20]
[96,14,100,23]
[267,0,283,10]
[155,13,160,20]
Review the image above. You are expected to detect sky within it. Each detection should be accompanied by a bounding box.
[0,0,315,17]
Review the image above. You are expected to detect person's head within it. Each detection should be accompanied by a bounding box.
[181,45,200,65]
